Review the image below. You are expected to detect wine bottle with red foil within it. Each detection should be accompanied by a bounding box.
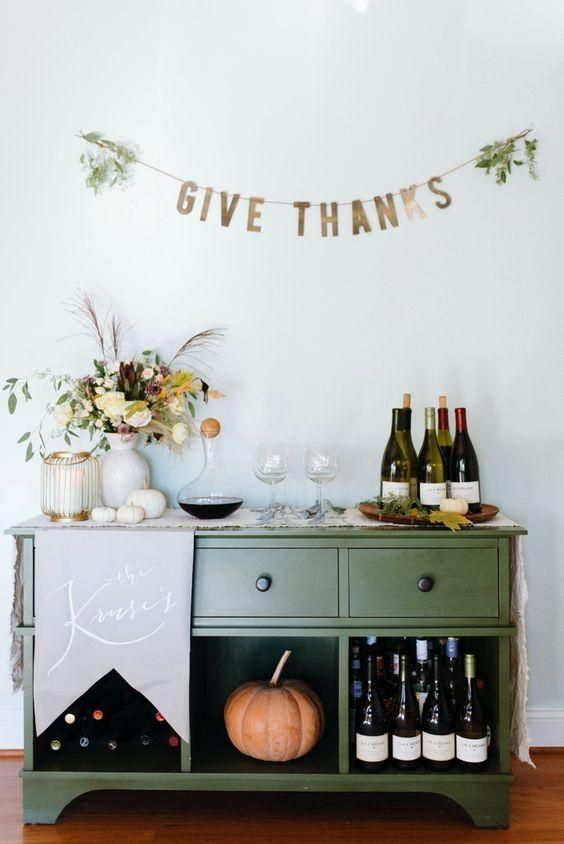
[391,654,421,770]
[455,654,488,772]
[437,396,453,492]
[400,394,418,498]
[380,409,411,501]
[417,408,447,509]
[355,652,389,772]
[422,654,455,771]
[450,408,481,513]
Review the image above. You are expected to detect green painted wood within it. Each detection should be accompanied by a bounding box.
[12,526,523,828]
[349,548,499,618]
[193,547,339,617]
[337,636,349,774]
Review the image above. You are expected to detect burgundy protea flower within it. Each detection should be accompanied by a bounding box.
[145,382,161,397]
[119,361,137,395]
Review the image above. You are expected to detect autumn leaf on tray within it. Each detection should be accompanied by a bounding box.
[428,511,472,532]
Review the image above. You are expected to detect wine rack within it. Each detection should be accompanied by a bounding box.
[8,523,525,828]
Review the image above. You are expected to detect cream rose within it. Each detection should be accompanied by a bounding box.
[141,367,154,379]
[95,391,126,418]
[124,401,152,428]
[172,422,189,445]
[53,401,73,427]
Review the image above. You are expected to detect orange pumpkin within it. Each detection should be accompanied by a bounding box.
[224,650,325,762]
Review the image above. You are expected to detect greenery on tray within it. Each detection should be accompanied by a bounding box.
[5,290,223,459]
[475,133,539,185]
[79,131,137,194]
[362,495,472,532]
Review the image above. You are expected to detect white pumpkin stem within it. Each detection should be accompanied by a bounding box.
[269,650,292,686]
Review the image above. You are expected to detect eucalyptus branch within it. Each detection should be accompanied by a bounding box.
[475,130,539,185]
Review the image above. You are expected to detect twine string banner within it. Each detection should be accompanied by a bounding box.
[78,127,533,237]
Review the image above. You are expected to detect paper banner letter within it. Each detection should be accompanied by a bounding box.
[247,197,264,233]
[400,185,427,222]
[294,201,310,236]
[427,176,452,209]
[352,200,372,235]
[221,192,240,227]
[200,187,213,221]
[177,181,198,215]
[373,193,399,230]
[320,202,339,237]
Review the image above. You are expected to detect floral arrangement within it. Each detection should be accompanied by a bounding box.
[5,292,223,460]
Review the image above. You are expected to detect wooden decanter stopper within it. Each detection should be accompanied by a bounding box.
[200,418,221,438]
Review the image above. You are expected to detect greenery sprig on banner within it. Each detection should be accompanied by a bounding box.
[79,132,137,194]
[475,135,539,184]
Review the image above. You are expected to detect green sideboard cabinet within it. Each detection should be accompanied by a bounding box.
[8,523,526,828]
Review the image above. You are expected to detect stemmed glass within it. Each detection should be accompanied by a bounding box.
[304,444,340,521]
[253,443,289,522]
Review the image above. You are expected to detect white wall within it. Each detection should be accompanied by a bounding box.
[1,0,563,747]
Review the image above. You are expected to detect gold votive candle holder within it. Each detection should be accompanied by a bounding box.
[41,451,99,522]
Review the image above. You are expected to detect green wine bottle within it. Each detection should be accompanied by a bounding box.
[422,654,455,771]
[380,409,411,500]
[437,395,453,493]
[455,653,488,772]
[417,407,447,509]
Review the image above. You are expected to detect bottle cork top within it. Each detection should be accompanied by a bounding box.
[402,393,411,408]
[438,395,447,408]
[200,418,221,438]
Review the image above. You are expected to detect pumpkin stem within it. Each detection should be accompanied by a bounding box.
[269,650,292,686]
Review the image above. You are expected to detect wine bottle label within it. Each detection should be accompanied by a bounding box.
[416,690,428,716]
[351,679,363,699]
[392,733,421,761]
[423,731,455,761]
[356,732,388,763]
[456,734,488,763]
[450,480,480,503]
[382,481,410,499]
[419,482,447,505]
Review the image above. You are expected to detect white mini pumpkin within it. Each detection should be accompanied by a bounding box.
[126,489,166,519]
[91,506,117,523]
[439,498,469,516]
[116,504,145,524]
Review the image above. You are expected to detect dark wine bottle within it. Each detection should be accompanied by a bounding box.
[91,674,132,722]
[391,654,421,770]
[413,638,431,716]
[455,654,488,772]
[400,394,418,498]
[381,409,411,501]
[450,407,481,514]
[417,408,447,509]
[422,654,455,771]
[349,639,363,744]
[437,396,453,493]
[49,739,62,752]
[375,651,396,718]
[443,637,463,716]
[355,653,389,772]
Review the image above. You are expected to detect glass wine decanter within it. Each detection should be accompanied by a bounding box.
[177,418,243,519]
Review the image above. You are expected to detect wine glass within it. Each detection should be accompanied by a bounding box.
[304,444,340,521]
[253,443,289,521]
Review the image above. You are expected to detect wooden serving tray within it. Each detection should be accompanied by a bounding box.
[358,502,499,526]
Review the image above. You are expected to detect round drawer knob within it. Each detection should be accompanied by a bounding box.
[418,576,434,593]
[255,575,272,592]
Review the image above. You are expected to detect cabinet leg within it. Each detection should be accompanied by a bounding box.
[23,777,88,824]
[438,781,510,829]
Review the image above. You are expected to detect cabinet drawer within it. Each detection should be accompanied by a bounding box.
[349,548,499,618]
[193,548,339,617]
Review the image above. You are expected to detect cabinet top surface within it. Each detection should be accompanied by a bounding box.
[5,508,526,538]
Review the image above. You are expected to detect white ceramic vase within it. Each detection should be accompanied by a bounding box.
[100,433,150,508]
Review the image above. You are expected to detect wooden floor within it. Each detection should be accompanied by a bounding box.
[0,751,562,844]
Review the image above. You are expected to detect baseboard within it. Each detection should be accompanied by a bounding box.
[0,709,563,750]
[527,709,564,747]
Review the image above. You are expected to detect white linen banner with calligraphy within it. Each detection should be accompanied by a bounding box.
[33,529,194,742]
